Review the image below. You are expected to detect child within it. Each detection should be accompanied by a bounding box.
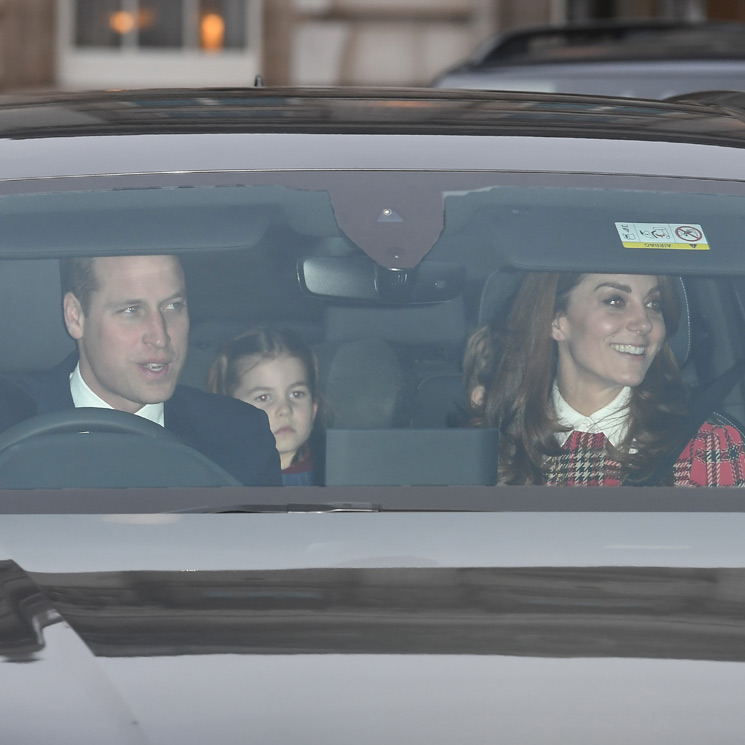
[208,327,322,485]
[460,323,502,426]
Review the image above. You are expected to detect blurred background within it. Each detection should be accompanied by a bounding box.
[1,0,742,92]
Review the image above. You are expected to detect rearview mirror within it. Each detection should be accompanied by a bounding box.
[298,256,465,304]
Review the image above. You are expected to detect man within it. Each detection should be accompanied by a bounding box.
[0,254,281,486]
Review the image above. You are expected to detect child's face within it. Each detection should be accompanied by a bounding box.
[232,355,317,470]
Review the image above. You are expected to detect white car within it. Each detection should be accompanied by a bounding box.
[432,20,745,98]
[0,85,744,743]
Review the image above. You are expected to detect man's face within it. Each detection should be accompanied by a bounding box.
[63,255,189,413]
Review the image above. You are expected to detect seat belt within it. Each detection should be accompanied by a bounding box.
[622,357,745,487]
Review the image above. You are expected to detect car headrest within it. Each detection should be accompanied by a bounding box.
[181,320,248,390]
[478,270,691,368]
[0,260,74,373]
[477,270,523,327]
[315,338,406,428]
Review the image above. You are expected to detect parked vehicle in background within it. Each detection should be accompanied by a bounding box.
[1,85,745,742]
[432,20,745,99]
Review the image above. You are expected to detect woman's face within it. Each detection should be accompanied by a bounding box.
[232,354,317,469]
[551,274,666,412]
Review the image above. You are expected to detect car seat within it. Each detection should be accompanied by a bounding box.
[0,259,74,373]
[321,298,502,485]
[324,298,467,428]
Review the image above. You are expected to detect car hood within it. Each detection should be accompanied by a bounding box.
[1,512,744,744]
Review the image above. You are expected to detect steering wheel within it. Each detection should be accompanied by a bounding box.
[0,407,244,489]
[0,407,178,452]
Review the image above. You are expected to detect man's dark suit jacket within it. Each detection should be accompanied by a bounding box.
[0,354,282,486]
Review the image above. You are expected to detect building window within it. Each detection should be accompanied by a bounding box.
[139,0,184,48]
[74,0,248,50]
[76,0,124,47]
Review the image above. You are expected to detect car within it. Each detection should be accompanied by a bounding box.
[1,85,745,743]
[432,19,745,98]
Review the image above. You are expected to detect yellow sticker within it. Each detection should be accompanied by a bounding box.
[615,222,710,251]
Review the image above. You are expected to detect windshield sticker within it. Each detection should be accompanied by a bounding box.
[615,222,710,251]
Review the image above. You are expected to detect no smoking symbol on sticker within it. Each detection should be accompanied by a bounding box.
[675,225,702,242]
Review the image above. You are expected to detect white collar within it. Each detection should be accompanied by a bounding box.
[69,363,165,426]
[552,383,631,448]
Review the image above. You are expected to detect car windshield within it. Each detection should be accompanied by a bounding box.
[2,92,745,511]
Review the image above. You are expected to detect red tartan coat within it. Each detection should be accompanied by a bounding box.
[544,421,745,487]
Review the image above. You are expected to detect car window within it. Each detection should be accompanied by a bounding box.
[1,165,745,508]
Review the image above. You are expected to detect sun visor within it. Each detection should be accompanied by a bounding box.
[475,188,745,276]
[0,187,278,258]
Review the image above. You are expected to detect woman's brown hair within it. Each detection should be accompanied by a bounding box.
[484,272,688,484]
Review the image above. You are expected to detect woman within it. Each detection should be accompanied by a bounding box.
[484,272,745,486]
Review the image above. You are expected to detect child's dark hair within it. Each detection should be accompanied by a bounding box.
[208,326,319,402]
[462,324,502,418]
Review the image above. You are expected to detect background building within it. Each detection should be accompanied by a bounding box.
[0,0,739,92]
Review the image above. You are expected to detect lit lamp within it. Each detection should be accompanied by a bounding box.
[201,13,225,51]
[109,11,135,35]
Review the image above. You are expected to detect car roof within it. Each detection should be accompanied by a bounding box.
[0,86,744,143]
[1,86,745,197]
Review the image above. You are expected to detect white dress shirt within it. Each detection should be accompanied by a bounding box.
[552,383,631,448]
[69,363,165,426]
